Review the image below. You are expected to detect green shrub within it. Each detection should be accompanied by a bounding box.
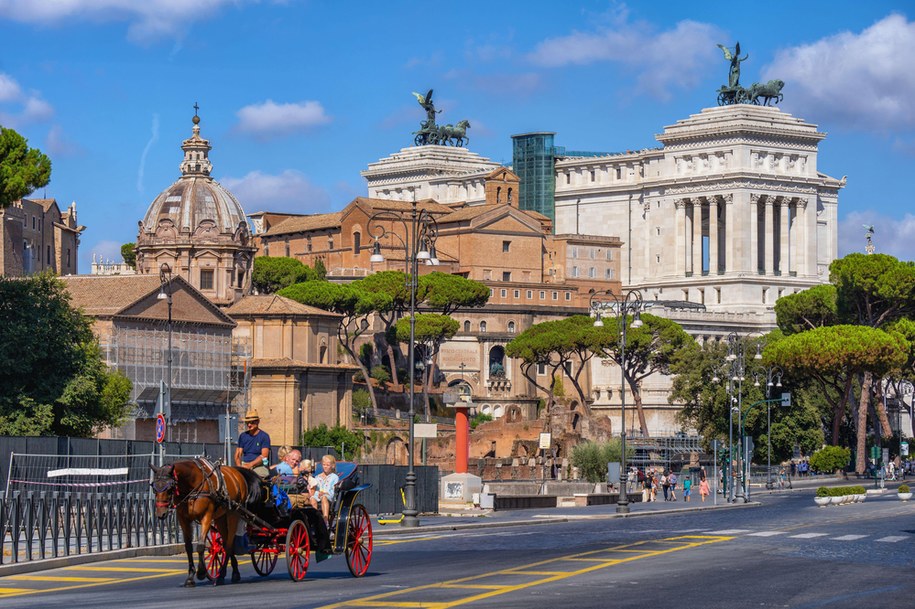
[370,365,391,384]
[570,440,626,484]
[821,485,865,497]
[809,445,851,474]
[816,487,829,497]
[899,484,910,493]
[470,412,493,430]
[352,389,371,418]
[301,423,364,459]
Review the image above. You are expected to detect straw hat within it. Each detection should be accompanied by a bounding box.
[243,408,260,422]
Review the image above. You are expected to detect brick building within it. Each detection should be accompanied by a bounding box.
[0,198,84,276]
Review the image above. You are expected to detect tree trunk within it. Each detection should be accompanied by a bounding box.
[422,359,432,422]
[340,329,379,415]
[855,371,872,474]
[385,341,400,387]
[567,360,592,416]
[626,375,650,438]
[873,379,894,438]
[832,376,853,445]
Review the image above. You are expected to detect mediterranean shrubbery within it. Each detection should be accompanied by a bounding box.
[815,485,866,497]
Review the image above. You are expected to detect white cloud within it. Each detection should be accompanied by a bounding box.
[838,211,915,261]
[136,113,160,193]
[235,100,331,138]
[220,169,331,214]
[763,14,915,130]
[0,0,287,44]
[528,16,721,100]
[0,72,53,128]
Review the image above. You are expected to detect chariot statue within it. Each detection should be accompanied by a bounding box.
[715,42,785,107]
[411,89,471,147]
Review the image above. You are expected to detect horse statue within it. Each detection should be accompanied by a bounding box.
[438,119,470,146]
[748,80,784,106]
[151,459,263,586]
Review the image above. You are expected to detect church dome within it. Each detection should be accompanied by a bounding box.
[140,115,248,236]
[135,111,255,306]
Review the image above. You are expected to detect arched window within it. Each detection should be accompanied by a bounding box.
[479,320,487,333]
[507,188,513,204]
[353,231,361,253]
[508,321,516,333]
[463,320,471,333]
[496,186,502,204]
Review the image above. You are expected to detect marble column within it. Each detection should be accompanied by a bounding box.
[796,197,809,277]
[675,199,686,276]
[709,197,719,274]
[764,197,775,275]
[779,198,791,275]
[750,194,760,275]
[692,201,703,275]
[723,194,734,274]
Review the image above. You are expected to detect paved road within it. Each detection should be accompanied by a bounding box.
[1,490,912,608]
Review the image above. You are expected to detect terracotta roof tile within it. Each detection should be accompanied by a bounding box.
[250,357,359,370]
[438,204,502,223]
[225,294,341,318]
[60,275,162,317]
[263,212,342,236]
[352,197,453,214]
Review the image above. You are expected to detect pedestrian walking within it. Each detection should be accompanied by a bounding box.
[699,477,710,502]
[641,472,651,503]
[683,477,692,502]
[661,472,670,501]
[669,471,678,501]
[650,472,658,502]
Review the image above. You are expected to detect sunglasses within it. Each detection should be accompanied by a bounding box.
[246,420,259,425]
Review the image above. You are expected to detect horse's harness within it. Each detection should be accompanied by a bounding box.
[152,458,227,511]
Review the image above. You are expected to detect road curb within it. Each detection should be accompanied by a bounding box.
[0,544,184,577]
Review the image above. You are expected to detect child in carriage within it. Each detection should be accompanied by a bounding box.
[311,454,339,528]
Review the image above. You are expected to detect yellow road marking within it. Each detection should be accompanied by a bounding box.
[0,570,184,599]
[67,566,178,573]
[374,536,443,546]
[318,535,732,609]
[117,558,188,563]
[440,584,504,590]
[7,575,116,583]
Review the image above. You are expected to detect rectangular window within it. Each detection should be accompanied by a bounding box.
[606,249,613,260]
[32,216,36,229]
[565,292,571,301]
[565,173,570,185]
[571,247,578,258]
[502,271,511,282]
[540,291,545,300]
[552,291,558,300]
[502,240,510,253]
[526,290,533,299]
[590,169,595,182]
[200,269,214,290]
[537,363,547,376]
[500,289,507,298]
[513,289,520,298]
[66,248,70,267]
[605,268,613,279]
[564,361,572,375]
[307,237,313,252]
[46,245,51,264]
[589,267,596,278]
[615,167,622,180]
[572,266,579,278]
[490,288,494,297]
[264,242,270,256]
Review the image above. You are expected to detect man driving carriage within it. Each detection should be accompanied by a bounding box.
[235,408,271,477]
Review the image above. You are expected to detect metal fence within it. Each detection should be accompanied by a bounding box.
[0,492,180,565]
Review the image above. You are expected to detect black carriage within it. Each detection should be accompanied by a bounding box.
[203,461,373,582]
[716,85,749,106]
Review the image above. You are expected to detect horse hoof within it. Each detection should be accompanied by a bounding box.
[184,580,196,588]
[214,577,225,587]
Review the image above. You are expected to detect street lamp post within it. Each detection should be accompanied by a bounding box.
[590,289,643,514]
[717,332,757,502]
[368,197,439,528]
[753,365,783,489]
[157,263,174,467]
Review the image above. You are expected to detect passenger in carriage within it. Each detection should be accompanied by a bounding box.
[311,455,339,528]
[276,450,313,508]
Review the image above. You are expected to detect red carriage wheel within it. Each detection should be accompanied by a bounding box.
[251,547,278,576]
[203,528,227,581]
[344,504,373,577]
[285,520,310,582]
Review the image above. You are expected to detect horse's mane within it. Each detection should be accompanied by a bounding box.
[231,466,264,508]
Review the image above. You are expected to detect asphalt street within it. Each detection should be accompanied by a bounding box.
[1,489,913,609]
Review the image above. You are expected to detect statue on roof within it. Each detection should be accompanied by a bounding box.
[411,89,471,147]
[717,42,748,89]
[715,42,785,107]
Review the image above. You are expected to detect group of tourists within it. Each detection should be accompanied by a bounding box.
[234,408,339,528]
[628,466,711,503]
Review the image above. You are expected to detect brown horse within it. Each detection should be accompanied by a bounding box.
[150,459,263,586]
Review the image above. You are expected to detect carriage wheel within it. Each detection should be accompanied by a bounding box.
[285,520,310,582]
[717,91,727,106]
[203,528,227,581]
[345,504,373,577]
[251,547,278,577]
[414,134,424,146]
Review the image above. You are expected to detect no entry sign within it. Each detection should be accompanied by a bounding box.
[156,413,166,444]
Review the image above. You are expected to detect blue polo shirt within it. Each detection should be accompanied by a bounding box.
[238,429,271,464]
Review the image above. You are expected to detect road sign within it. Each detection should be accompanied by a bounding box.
[781,392,791,407]
[539,432,552,450]
[155,413,166,444]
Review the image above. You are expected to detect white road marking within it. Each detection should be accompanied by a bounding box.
[747,531,786,537]
[830,534,868,541]
[875,536,908,543]
[705,529,752,535]
[790,533,828,538]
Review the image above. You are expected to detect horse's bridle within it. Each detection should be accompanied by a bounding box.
[151,466,180,509]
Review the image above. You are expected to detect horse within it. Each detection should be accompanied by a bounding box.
[749,79,784,106]
[150,460,263,586]
[438,119,470,146]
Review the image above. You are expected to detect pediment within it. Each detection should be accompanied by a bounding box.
[116,275,235,327]
[471,207,542,233]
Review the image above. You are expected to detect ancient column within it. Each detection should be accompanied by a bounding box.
[779,198,791,275]
[708,197,719,274]
[764,197,775,275]
[749,194,760,274]
[675,199,686,276]
[692,201,703,275]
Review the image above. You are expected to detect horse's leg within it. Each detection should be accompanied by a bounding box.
[222,514,241,583]
[196,509,215,583]
[179,514,196,588]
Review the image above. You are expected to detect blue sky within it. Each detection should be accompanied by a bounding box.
[0,1,913,272]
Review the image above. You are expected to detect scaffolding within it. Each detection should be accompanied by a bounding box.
[100,324,251,421]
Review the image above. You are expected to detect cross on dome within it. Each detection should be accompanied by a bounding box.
[180,105,212,176]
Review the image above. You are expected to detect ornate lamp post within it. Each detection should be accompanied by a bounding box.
[753,365,783,489]
[368,198,439,528]
[590,289,643,514]
[715,332,758,502]
[157,263,174,467]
